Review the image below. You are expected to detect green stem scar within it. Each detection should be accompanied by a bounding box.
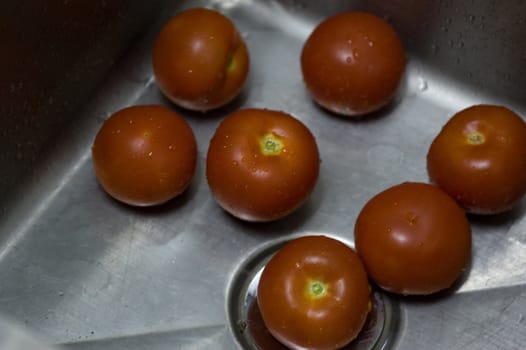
[306,279,328,299]
[227,55,236,72]
[259,133,284,156]
[467,131,485,145]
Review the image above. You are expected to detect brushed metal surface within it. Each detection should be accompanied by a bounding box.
[0,0,525,349]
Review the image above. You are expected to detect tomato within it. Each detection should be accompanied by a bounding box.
[91,105,197,206]
[301,11,405,117]
[152,7,250,112]
[354,182,471,295]
[257,235,371,350]
[206,108,320,222]
[427,104,526,214]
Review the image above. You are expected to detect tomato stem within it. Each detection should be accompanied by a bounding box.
[227,55,235,72]
[306,279,328,299]
[312,282,324,295]
[259,133,284,156]
[466,131,485,145]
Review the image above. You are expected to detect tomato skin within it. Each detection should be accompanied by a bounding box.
[152,8,249,112]
[354,182,471,295]
[206,109,320,222]
[257,235,371,350]
[91,105,197,206]
[427,105,526,214]
[301,11,405,116]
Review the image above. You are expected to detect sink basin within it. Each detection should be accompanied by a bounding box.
[1,0,525,349]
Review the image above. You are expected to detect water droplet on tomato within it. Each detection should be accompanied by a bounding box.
[148,151,153,157]
[232,160,239,166]
[168,145,174,150]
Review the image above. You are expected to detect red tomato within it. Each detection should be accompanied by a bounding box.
[354,182,472,295]
[91,105,197,206]
[301,11,405,116]
[427,104,526,214]
[206,108,320,222]
[152,7,249,112]
[257,235,371,350]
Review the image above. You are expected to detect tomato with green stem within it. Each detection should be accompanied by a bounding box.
[427,104,526,214]
[257,235,371,350]
[206,108,320,222]
[152,7,249,112]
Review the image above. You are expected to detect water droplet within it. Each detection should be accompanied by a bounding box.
[168,145,174,150]
[458,41,465,48]
[231,160,238,166]
[346,56,354,64]
[468,14,475,22]
[446,17,452,24]
[417,78,428,91]
[406,212,418,225]
[58,291,64,297]
[128,120,133,124]
[116,129,121,134]
[148,151,153,157]
[188,69,193,74]
[431,43,440,54]
[367,41,374,47]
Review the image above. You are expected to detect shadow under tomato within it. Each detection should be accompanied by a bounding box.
[309,85,404,125]
[388,259,473,304]
[245,291,385,350]
[156,83,252,122]
[98,169,200,217]
[466,198,526,229]
[220,194,321,239]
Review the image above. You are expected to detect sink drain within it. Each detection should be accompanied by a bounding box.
[227,236,400,349]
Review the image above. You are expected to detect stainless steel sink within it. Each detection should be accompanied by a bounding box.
[1,0,525,349]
